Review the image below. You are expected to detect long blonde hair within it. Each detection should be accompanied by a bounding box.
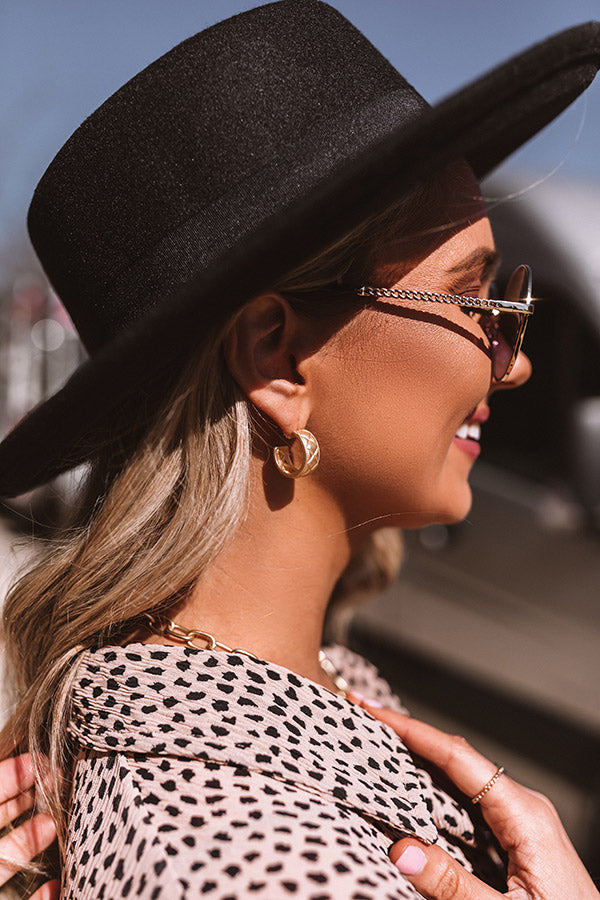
[0,181,439,888]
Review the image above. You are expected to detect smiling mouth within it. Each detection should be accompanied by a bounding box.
[454,423,481,442]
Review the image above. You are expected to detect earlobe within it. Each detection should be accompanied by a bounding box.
[223,294,313,437]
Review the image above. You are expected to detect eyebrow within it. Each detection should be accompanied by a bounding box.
[447,248,500,283]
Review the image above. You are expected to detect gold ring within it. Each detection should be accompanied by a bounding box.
[471,766,505,804]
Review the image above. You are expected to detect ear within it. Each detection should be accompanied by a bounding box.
[223,293,312,437]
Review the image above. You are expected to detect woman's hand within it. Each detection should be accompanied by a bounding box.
[367,706,599,900]
[0,754,59,899]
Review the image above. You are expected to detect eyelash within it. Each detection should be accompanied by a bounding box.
[458,283,494,322]
[458,279,498,302]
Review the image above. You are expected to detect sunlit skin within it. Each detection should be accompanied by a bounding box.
[144,163,531,689]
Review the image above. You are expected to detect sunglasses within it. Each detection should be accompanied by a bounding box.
[353,264,534,384]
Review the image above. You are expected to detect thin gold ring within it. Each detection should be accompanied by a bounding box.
[471,766,505,804]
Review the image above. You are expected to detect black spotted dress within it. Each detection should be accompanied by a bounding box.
[64,644,506,899]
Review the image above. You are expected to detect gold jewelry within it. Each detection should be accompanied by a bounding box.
[146,614,257,659]
[273,429,320,478]
[145,614,347,697]
[471,766,506,804]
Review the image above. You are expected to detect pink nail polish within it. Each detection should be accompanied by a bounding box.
[349,690,365,702]
[366,697,383,708]
[395,845,426,875]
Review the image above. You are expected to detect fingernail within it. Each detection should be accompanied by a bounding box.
[365,698,383,708]
[349,691,365,702]
[395,845,427,875]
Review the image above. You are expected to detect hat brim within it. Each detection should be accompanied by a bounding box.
[1,21,599,497]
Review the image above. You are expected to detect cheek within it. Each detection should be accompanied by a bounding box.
[313,314,490,523]
[337,313,487,436]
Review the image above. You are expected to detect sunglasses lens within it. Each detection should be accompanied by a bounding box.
[505,265,529,304]
[486,313,524,381]
[483,267,529,381]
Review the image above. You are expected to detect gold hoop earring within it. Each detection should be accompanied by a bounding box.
[273,429,320,479]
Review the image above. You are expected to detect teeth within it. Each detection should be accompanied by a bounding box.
[455,423,481,441]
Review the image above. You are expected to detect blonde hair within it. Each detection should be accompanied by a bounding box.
[0,182,435,891]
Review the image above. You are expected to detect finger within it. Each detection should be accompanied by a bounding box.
[0,787,36,828]
[366,707,509,804]
[0,754,35,804]
[0,813,57,887]
[390,838,503,900]
[346,690,383,709]
[30,880,61,900]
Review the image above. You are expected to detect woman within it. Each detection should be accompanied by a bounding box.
[0,3,599,897]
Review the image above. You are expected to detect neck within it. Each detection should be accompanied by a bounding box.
[171,457,353,687]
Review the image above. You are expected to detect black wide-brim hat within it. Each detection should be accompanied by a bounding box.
[1,1,599,496]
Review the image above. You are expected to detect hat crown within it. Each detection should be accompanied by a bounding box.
[28,0,419,352]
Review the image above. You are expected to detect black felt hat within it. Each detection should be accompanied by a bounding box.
[1,1,599,496]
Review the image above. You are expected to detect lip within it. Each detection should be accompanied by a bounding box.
[452,435,481,460]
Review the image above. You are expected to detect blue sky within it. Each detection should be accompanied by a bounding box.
[1,0,599,250]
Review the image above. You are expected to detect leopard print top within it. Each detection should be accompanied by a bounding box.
[65,643,505,898]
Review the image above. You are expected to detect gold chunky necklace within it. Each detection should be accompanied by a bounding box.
[145,614,350,698]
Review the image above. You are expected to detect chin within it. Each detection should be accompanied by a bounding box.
[436,493,473,525]
[420,481,474,527]
[425,453,476,525]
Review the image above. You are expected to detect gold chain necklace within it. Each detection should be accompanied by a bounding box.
[145,614,350,698]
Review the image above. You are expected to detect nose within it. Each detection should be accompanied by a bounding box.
[493,350,532,393]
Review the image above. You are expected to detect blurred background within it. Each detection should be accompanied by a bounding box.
[1,0,599,882]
